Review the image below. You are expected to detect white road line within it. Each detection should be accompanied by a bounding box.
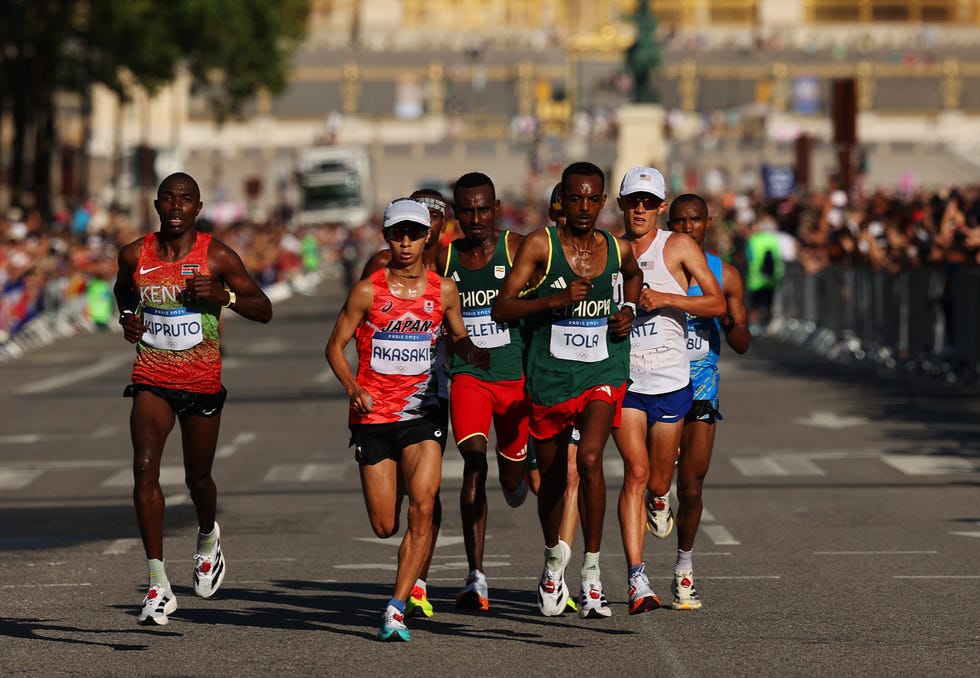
[0,425,117,445]
[353,535,467,548]
[169,493,190,506]
[894,575,980,579]
[233,431,256,445]
[813,550,938,555]
[730,456,824,476]
[0,469,43,490]
[103,538,141,555]
[102,465,185,488]
[216,430,257,458]
[702,525,740,546]
[882,454,979,475]
[1,582,94,588]
[15,354,131,394]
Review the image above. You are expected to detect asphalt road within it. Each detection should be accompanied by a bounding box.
[1,275,978,677]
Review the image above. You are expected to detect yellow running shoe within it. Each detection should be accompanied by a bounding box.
[406,585,434,618]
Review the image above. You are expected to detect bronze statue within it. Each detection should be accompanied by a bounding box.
[625,0,661,104]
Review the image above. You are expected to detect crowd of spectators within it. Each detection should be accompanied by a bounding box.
[3,179,978,357]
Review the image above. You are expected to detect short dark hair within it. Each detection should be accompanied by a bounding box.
[454,172,495,201]
[158,172,200,200]
[561,161,605,193]
[669,193,708,219]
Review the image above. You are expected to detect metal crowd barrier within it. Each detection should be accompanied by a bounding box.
[772,262,980,388]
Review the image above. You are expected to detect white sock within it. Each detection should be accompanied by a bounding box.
[414,578,427,593]
[147,558,169,590]
[675,549,693,574]
[581,551,600,581]
[544,543,562,571]
[197,526,218,556]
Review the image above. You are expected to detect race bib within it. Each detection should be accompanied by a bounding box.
[549,318,608,362]
[370,331,432,375]
[141,307,204,351]
[462,307,510,349]
[630,311,666,352]
[686,329,710,361]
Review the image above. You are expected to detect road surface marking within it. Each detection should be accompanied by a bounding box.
[15,354,131,394]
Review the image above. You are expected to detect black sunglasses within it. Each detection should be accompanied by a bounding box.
[622,195,662,210]
[384,224,429,241]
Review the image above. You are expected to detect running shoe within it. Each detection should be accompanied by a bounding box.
[378,605,411,642]
[537,540,570,617]
[627,564,662,615]
[406,585,434,618]
[645,492,674,539]
[671,571,702,610]
[193,522,226,598]
[138,585,177,626]
[455,569,490,611]
[565,597,578,613]
[503,475,528,508]
[579,579,612,619]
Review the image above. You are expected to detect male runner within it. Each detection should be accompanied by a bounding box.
[610,168,725,615]
[359,188,450,619]
[436,172,528,611]
[326,198,485,642]
[493,161,642,619]
[114,172,273,625]
[667,193,751,609]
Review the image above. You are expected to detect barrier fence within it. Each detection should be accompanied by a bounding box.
[773,261,980,386]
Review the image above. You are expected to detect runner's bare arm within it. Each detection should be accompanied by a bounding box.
[113,241,146,343]
[609,243,642,337]
[198,239,272,323]
[326,280,375,414]
[720,261,751,354]
[639,235,725,317]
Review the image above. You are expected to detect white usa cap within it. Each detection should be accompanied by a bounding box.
[619,167,667,199]
[382,199,431,230]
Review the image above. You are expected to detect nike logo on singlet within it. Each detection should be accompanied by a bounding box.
[140,265,163,274]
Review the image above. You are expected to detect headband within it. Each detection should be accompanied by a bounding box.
[417,196,446,216]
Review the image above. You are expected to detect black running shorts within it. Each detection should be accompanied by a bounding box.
[349,413,447,466]
[684,399,723,424]
[124,383,227,418]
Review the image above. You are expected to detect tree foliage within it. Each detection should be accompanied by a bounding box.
[0,0,310,212]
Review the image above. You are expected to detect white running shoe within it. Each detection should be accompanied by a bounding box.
[138,585,177,625]
[193,522,226,598]
[579,579,612,618]
[503,475,528,508]
[645,492,674,538]
[455,569,490,611]
[378,605,411,642]
[537,540,571,616]
[627,564,662,615]
[671,570,702,610]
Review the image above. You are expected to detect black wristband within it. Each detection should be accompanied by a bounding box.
[119,310,134,325]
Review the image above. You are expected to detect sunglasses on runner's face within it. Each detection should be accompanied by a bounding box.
[384,224,429,241]
[622,195,662,210]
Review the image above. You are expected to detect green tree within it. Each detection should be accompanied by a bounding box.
[0,0,309,215]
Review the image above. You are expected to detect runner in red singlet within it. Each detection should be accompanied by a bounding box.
[326,198,486,642]
[358,188,451,619]
[113,172,272,626]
